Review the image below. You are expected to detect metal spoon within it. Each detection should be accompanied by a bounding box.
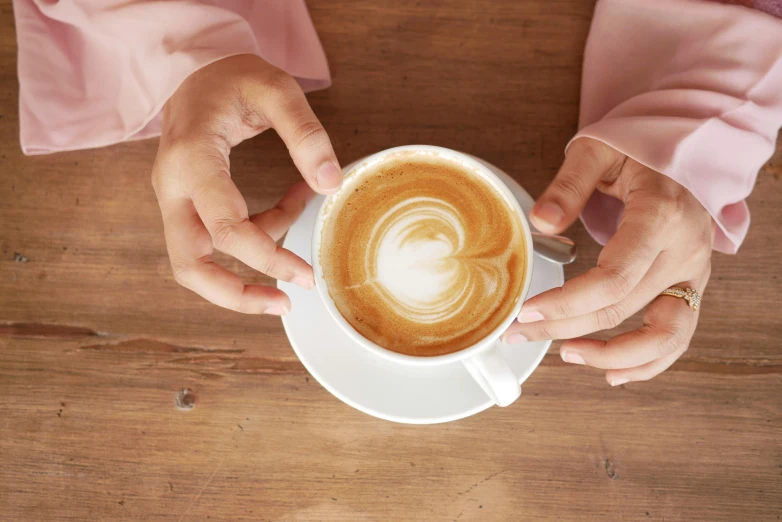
[531,232,577,265]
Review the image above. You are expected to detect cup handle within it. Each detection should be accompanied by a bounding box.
[462,341,521,407]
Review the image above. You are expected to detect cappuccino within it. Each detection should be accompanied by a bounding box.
[319,153,527,356]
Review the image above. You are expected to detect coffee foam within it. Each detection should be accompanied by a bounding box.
[320,153,526,357]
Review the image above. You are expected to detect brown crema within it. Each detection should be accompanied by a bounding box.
[320,154,527,356]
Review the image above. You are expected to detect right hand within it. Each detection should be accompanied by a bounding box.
[151,54,341,315]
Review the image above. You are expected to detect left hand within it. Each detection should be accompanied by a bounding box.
[504,138,714,386]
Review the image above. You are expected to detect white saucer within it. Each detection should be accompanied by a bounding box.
[279,160,564,424]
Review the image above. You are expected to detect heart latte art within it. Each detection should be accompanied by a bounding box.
[320,155,527,356]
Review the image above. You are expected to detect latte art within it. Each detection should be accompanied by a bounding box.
[373,196,502,325]
[320,155,527,356]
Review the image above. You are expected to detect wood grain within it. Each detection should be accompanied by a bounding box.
[1,1,780,520]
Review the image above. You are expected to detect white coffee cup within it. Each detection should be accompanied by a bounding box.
[311,145,534,407]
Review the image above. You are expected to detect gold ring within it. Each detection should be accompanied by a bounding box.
[660,286,701,312]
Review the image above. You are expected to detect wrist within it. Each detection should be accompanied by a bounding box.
[162,54,292,148]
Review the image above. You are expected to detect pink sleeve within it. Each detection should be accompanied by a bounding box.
[13,0,331,155]
[573,0,782,254]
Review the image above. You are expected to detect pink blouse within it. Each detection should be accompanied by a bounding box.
[12,0,782,253]
[12,0,331,154]
[574,0,782,253]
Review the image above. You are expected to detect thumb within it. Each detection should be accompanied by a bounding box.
[531,138,624,234]
[257,74,342,195]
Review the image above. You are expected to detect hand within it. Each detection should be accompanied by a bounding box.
[151,55,342,315]
[504,138,714,385]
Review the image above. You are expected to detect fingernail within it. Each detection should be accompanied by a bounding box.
[292,276,315,289]
[504,333,528,344]
[531,202,564,231]
[263,307,287,316]
[561,350,585,365]
[518,310,545,323]
[316,161,342,194]
[610,378,629,387]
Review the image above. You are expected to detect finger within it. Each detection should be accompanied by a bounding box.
[191,171,314,288]
[250,181,316,242]
[530,138,623,234]
[557,282,699,370]
[520,201,667,322]
[510,268,662,342]
[253,73,342,194]
[603,269,710,385]
[178,258,293,315]
[160,198,291,314]
[510,249,701,341]
[604,348,683,387]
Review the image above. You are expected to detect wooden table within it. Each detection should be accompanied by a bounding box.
[2,1,781,520]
